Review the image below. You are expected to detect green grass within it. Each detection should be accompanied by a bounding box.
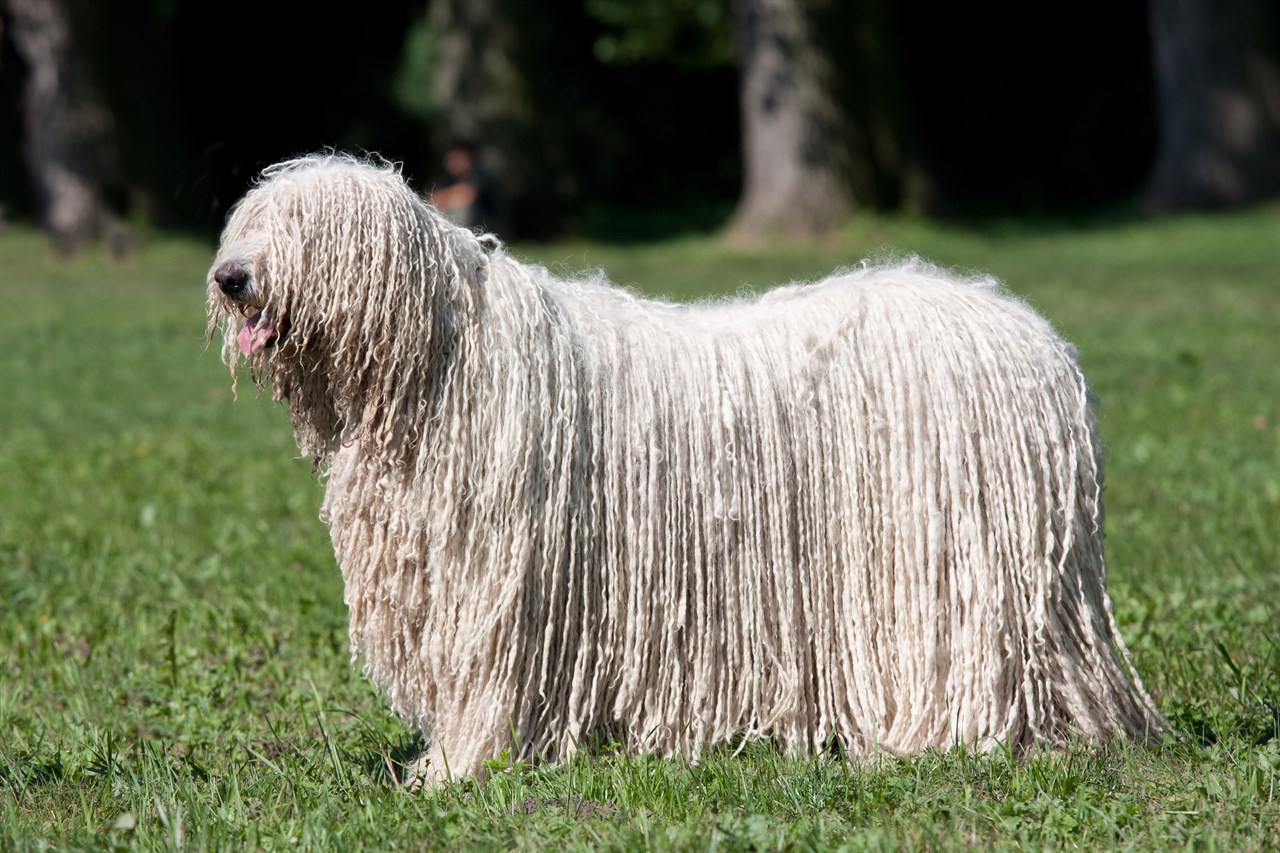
[2,209,1278,850]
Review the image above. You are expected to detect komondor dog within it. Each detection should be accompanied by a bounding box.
[206,155,1165,786]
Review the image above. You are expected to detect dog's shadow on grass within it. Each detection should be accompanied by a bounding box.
[360,731,425,786]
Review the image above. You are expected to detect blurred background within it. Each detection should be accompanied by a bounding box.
[1,5,1278,845]
[1,0,1278,248]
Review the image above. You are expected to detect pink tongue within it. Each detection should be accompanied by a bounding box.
[237,312,276,356]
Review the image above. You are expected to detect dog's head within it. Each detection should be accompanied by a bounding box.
[207,154,489,459]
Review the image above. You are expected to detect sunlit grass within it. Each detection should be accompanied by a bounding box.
[1,210,1277,849]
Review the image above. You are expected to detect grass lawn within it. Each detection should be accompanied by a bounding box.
[1,209,1277,850]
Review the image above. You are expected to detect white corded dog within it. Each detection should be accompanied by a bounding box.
[207,155,1165,786]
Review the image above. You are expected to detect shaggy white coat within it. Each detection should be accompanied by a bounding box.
[207,155,1165,784]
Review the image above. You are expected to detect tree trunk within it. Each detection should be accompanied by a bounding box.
[1144,0,1280,210]
[728,0,854,239]
[728,0,932,240]
[7,0,129,253]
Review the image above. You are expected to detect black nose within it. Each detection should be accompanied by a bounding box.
[214,262,249,296]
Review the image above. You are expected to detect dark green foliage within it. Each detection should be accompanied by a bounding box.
[584,0,734,67]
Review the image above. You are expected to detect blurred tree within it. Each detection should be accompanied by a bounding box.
[392,13,437,126]
[728,0,929,239]
[429,0,602,237]
[6,0,130,253]
[1144,0,1280,209]
[728,0,852,237]
[0,0,1183,240]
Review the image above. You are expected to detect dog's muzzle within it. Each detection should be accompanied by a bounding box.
[214,262,250,298]
[210,260,289,355]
